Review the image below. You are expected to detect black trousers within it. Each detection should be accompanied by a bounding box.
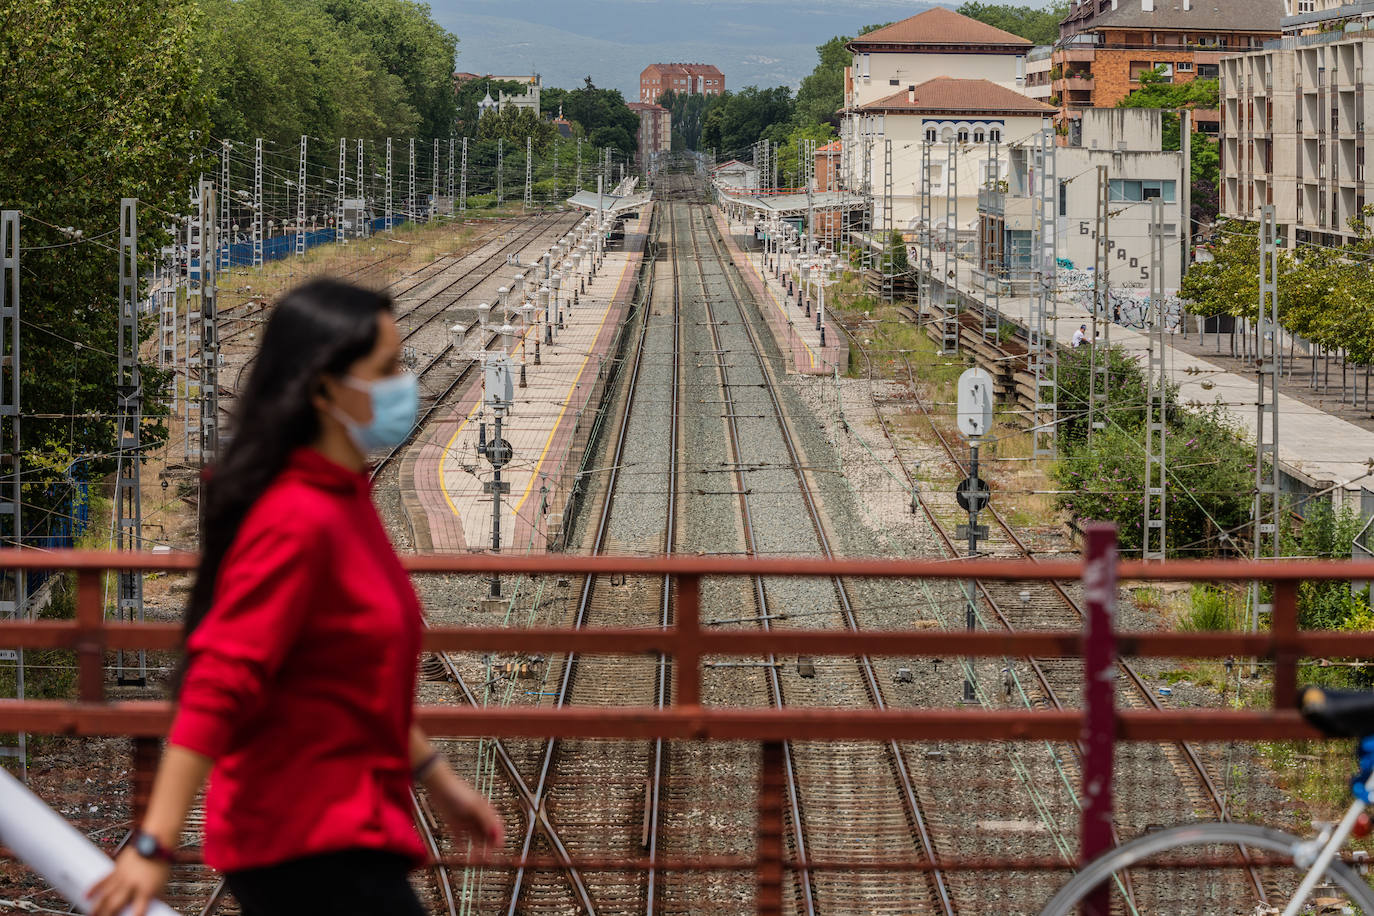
[225,849,427,916]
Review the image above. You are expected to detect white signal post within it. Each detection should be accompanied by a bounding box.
[955,367,995,702]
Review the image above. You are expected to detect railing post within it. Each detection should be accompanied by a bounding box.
[131,737,159,826]
[75,569,104,703]
[756,740,785,916]
[1272,579,1298,710]
[1080,523,1118,916]
[676,573,700,707]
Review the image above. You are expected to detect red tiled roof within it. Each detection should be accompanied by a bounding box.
[851,7,1032,48]
[627,102,667,112]
[642,63,724,78]
[817,141,842,152]
[857,77,1053,114]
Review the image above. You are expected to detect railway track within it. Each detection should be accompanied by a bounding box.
[837,305,1270,910]
[685,200,952,915]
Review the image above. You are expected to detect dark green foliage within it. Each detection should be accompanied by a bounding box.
[1054,342,1153,444]
[477,107,559,154]
[700,87,796,157]
[196,0,457,145]
[0,0,205,536]
[885,230,909,274]
[793,35,852,130]
[657,90,716,151]
[1116,67,1220,221]
[543,82,639,155]
[1050,346,1253,557]
[956,2,1068,43]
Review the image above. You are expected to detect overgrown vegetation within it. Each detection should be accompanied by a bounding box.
[957,1,1069,44]
[1117,65,1221,224]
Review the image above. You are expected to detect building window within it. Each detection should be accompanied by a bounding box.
[890,78,900,85]
[958,128,969,143]
[989,127,1001,142]
[1059,179,1068,216]
[941,126,955,142]
[973,128,985,143]
[926,127,937,142]
[1197,63,1219,79]
[1177,61,1193,71]
[1109,179,1177,202]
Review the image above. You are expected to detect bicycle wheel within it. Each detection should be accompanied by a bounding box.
[1039,822,1374,915]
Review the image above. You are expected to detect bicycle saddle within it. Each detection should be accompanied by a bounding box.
[1301,685,1374,738]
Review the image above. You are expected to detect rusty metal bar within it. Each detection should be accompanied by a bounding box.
[1080,524,1117,916]
[4,548,1374,583]
[1272,579,1299,710]
[9,623,1374,661]
[757,741,785,916]
[75,569,104,703]
[0,701,1326,741]
[676,573,701,708]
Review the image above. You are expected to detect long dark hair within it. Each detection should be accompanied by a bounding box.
[182,278,392,647]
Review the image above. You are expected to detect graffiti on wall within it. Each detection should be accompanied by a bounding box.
[1058,268,1184,332]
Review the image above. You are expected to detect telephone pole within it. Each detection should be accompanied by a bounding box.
[219,141,231,270]
[1029,122,1058,459]
[1088,165,1111,442]
[524,135,533,209]
[0,210,25,781]
[1143,197,1167,560]
[460,137,468,212]
[337,137,347,242]
[981,138,1002,344]
[940,139,960,352]
[253,138,264,268]
[408,138,416,222]
[357,139,366,237]
[295,136,308,256]
[1251,204,1281,624]
[199,180,220,471]
[116,199,146,685]
[385,138,393,231]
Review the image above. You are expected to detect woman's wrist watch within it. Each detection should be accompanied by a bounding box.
[131,830,176,864]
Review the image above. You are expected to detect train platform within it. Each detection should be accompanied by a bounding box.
[933,253,1374,500]
[402,205,650,553]
[712,208,847,376]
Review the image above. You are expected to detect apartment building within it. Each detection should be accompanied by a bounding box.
[1051,0,1282,134]
[627,102,672,158]
[979,109,1186,290]
[640,64,724,103]
[1221,24,1374,247]
[839,5,1042,232]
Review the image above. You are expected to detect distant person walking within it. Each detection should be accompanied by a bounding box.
[1072,324,1088,348]
[90,279,502,916]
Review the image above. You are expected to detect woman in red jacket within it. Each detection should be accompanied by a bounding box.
[90,278,503,916]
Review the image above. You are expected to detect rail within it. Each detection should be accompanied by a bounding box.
[0,543,1367,914]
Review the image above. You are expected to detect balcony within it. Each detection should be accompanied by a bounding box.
[1053,74,1095,94]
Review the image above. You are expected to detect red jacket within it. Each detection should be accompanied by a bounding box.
[169,448,426,872]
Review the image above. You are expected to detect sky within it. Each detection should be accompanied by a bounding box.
[431,0,938,99]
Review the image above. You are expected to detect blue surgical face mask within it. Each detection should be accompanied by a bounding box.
[333,371,419,453]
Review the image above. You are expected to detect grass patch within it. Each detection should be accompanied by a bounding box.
[1178,584,1243,632]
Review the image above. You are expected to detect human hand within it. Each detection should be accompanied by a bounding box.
[86,846,171,916]
[423,764,505,847]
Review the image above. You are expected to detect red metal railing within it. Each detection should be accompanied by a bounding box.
[0,524,1369,913]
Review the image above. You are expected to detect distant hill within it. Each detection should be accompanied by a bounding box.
[436,0,939,96]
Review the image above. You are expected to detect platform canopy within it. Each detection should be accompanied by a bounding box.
[717,189,868,218]
[565,189,652,215]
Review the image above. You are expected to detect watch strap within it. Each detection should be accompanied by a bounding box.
[131,830,176,864]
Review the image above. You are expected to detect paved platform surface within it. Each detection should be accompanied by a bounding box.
[714,210,847,376]
[405,206,649,551]
[937,254,1374,500]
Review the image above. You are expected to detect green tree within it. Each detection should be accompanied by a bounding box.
[0,0,208,537]
[544,81,639,156]
[793,36,852,130]
[315,0,459,139]
[196,0,422,144]
[476,106,558,153]
[458,78,528,137]
[957,2,1068,44]
[700,87,795,157]
[776,122,837,188]
[657,90,718,151]
[1117,65,1221,223]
